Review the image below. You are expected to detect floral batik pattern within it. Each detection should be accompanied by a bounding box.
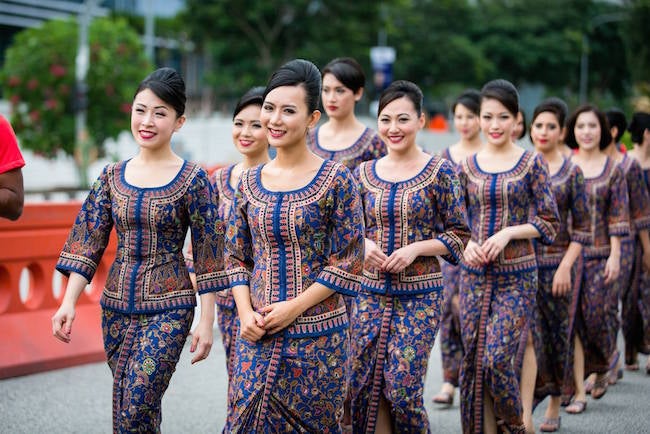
[224,159,364,430]
[573,157,629,375]
[457,151,560,434]
[103,308,193,433]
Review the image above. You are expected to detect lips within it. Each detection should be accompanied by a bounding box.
[239,139,254,147]
[327,105,338,112]
[268,128,285,139]
[387,135,403,144]
[139,130,155,139]
[489,132,503,139]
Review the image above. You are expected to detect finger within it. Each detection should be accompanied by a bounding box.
[190,332,199,352]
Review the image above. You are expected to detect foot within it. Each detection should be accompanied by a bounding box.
[608,367,623,385]
[565,399,587,414]
[625,363,639,371]
[539,416,561,432]
[591,374,608,400]
[432,390,454,406]
[584,378,594,395]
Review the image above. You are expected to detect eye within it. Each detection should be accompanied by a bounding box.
[233,121,243,127]
[284,108,296,114]
[336,88,345,94]
[155,112,166,117]
[252,122,262,129]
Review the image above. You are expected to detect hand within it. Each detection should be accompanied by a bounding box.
[481,229,511,263]
[552,264,572,297]
[604,254,620,284]
[190,319,213,364]
[51,302,75,343]
[259,300,301,335]
[643,251,650,273]
[382,245,418,274]
[464,240,487,267]
[364,238,388,270]
[239,309,266,342]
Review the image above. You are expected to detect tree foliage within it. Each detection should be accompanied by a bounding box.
[1,17,151,158]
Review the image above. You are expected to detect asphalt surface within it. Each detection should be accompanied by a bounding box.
[1,328,648,433]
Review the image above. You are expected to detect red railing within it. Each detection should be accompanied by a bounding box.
[0,203,116,378]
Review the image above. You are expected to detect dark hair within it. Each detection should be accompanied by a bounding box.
[529,101,565,142]
[515,109,527,139]
[134,67,186,117]
[542,97,569,127]
[565,104,612,150]
[605,108,627,143]
[628,112,650,143]
[322,57,366,94]
[452,89,481,116]
[378,80,424,117]
[233,86,265,119]
[480,79,519,116]
[264,59,322,113]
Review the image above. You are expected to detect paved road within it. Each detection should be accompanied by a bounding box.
[1,328,648,433]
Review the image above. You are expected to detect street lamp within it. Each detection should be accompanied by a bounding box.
[579,12,627,104]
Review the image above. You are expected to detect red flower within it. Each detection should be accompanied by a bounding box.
[29,110,40,122]
[120,102,132,114]
[27,78,39,90]
[49,64,67,77]
[9,94,20,105]
[7,76,20,87]
[45,99,58,110]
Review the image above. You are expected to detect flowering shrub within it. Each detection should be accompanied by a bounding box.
[1,17,151,158]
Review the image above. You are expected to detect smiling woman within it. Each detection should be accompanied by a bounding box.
[51,67,229,433]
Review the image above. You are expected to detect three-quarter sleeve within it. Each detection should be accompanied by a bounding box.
[569,165,592,245]
[626,159,650,232]
[528,154,560,245]
[187,169,229,294]
[433,160,470,265]
[224,180,254,287]
[315,168,365,296]
[56,165,114,282]
[607,165,630,237]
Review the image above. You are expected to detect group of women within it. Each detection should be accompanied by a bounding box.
[48,56,650,434]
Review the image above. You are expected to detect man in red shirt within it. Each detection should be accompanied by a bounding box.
[0,115,25,220]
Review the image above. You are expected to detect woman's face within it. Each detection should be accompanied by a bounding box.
[511,111,525,140]
[574,111,601,152]
[454,103,480,141]
[260,85,319,149]
[377,96,424,154]
[480,98,515,148]
[130,88,184,151]
[321,73,360,120]
[531,111,562,153]
[232,104,267,158]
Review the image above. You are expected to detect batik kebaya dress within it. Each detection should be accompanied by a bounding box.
[56,161,228,433]
[307,126,387,171]
[350,155,470,433]
[622,164,650,365]
[438,147,467,390]
[532,158,591,402]
[458,151,559,434]
[573,156,629,377]
[224,160,364,432]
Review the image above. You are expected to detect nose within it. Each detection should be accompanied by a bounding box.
[142,111,154,126]
[268,108,281,125]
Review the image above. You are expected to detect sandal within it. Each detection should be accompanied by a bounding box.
[539,416,561,432]
[608,367,623,385]
[432,390,454,406]
[565,399,587,414]
[625,363,639,371]
[591,374,608,400]
[584,378,594,394]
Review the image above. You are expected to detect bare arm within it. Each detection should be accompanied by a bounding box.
[0,168,24,220]
[51,272,89,343]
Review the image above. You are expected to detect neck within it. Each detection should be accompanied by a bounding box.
[635,142,650,161]
[484,141,515,155]
[274,141,313,167]
[243,150,271,169]
[386,143,422,162]
[577,146,603,160]
[136,146,176,163]
[459,134,483,151]
[326,114,361,131]
[538,146,563,164]
[603,142,620,158]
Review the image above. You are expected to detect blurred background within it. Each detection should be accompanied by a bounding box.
[1,0,649,195]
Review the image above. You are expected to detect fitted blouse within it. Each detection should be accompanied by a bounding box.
[56,160,229,314]
[355,156,470,295]
[619,154,650,234]
[211,164,238,308]
[536,158,592,268]
[576,156,630,259]
[307,126,387,170]
[225,159,365,337]
[458,151,560,274]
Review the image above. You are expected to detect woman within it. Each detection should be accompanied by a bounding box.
[624,112,650,374]
[307,57,387,170]
[350,80,470,433]
[602,109,650,383]
[512,109,527,142]
[565,105,629,413]
[458,79,560,434]
[51,67,228,432]
[224,59,365,432]
[528,100,591,432]
[434,88,482,407]
[211,86,270,401]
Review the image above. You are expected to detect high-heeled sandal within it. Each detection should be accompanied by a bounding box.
[591,373,608,399]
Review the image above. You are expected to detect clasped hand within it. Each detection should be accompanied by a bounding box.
[364,239,417,274]
[239,300,301,342]
[463,229,511,267]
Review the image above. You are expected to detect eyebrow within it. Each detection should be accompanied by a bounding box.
[134,103,169,110]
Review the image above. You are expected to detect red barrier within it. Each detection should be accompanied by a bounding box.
[0,203,116,379]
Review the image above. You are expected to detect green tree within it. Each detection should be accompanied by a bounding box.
[622,0,650,104]
[2,17,150,161]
